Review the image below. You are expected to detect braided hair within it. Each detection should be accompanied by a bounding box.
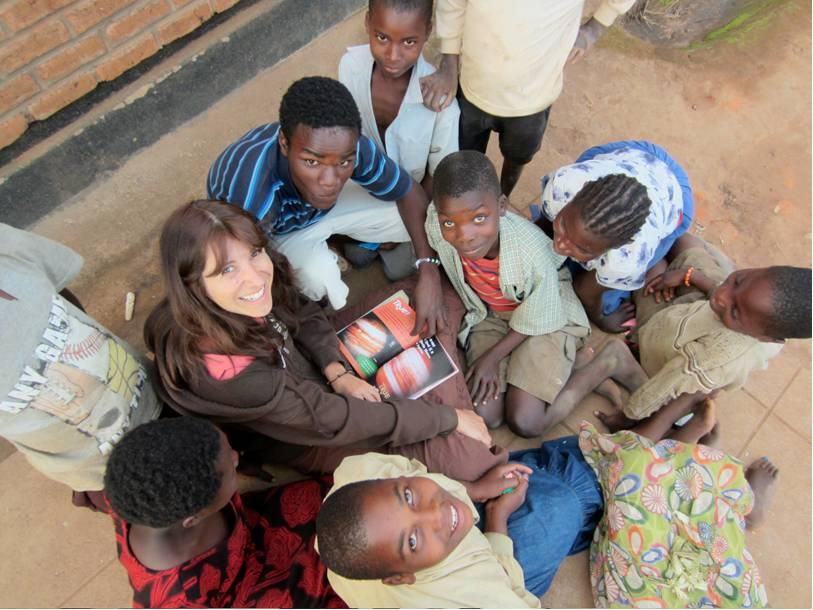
[570,174,652,248]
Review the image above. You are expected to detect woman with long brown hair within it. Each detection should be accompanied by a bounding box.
[145,200,505,480]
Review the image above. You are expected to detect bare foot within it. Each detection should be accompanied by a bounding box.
[594,409,636,433]
[699,422,720,448]
[670,398,717,443]
[574,345,624,408]
[745,457,779,530]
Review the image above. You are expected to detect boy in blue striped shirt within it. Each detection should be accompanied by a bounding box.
[207,76,446,335]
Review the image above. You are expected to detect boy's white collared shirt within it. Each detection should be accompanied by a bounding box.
[339,44,460,184]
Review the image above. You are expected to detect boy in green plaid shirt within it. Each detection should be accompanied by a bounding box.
[426,151,647,436]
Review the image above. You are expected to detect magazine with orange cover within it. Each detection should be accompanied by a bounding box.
[337,290,459,399]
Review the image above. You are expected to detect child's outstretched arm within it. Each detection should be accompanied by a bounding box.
[567,18,607,64]
[419,0,465,111]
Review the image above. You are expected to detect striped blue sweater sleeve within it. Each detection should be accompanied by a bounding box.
[206,123,280,216]
[351,135,412,201]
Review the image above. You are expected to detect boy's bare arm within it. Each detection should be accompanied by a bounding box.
[420,170,434,202]
[567,18,608,64]
[420,0,465,111]
[396,181,447,337]
[420,54,459,111]
[484,477,528,534]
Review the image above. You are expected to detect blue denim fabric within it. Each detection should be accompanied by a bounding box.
[575,141,695,315]
[475,436,603,597]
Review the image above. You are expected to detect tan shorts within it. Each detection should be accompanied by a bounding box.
[633,241,734,328]
[465,310,588,403]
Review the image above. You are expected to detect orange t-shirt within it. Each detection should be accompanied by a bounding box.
[461,255,518,313]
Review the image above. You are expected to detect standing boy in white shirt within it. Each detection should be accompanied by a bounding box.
[420,0,635,197]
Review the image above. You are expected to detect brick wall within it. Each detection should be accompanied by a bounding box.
[0,0,240,150]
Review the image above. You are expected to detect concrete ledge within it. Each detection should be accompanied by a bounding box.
[0,0,364,227]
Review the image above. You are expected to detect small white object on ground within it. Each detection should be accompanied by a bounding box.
[125,292,136,321]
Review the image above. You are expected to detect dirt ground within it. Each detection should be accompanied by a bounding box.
[0,1,810,607]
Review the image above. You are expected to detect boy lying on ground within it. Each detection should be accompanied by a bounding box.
[602,233,811,425]
[316,392,777,608]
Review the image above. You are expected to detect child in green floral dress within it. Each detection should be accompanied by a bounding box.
[580,393,777,608]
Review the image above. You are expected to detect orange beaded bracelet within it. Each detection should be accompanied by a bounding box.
[683,266,695,287]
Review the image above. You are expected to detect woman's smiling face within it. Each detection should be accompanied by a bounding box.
[201,236,275,318]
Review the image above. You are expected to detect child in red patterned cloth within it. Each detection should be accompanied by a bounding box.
[105,416,344,609]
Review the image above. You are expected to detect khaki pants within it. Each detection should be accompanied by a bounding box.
[272,181,411,309]
[465,310,588,404]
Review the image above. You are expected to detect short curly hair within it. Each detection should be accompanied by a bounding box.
[278,76,362,141]
[764,266,812,339]
[369,0,433,24]
[433,150,500,203]
[316,480,390,580]
[104,417,223,528]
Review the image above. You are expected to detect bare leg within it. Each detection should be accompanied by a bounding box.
[745,457,779,530]
[573,345,623,408]
[668,398,717,443]
[552,338,648,418]
[625,391,706,441]
[504,386,553,438]
[475,394,505,429]
[699,422,720,448]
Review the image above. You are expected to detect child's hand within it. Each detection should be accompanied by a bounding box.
[419,54,459,112]
[485,476,529,523]
[645,269,688,303]
[465,355,501,407]
[567,19,605,64]
[598,301,636,333]
[469,462,533,502]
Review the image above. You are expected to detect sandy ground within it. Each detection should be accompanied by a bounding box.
[0,1,810,607]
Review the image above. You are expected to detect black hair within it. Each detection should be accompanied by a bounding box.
[104,417,223,528]
[316,480,390,580]
[433,150,501,203]
[368,0,433,24]
[764,266,812,339]
[570,174,652,248]
[278,76,362,141]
